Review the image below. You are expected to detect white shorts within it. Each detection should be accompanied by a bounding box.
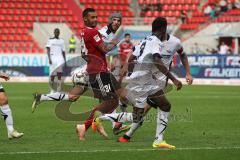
[126,76,162,109]
[49,59,64,76]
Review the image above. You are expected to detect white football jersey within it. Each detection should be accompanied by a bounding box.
[98,26,117,55]
[46,38,65,62]
[152,34,183,81]
[128,35,163,81]
[98,26,115,43]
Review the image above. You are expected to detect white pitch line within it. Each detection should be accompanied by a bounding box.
[1,146,240,155]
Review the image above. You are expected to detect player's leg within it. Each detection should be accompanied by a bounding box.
[76,72,120,140]
[0,86,23,139]
[56,72,62,92]
[118,106,144,142]
[95,112,133,124]
[117,80,148,142]
[146,90,175,148]
[40,85,84,102]
[49,75,55,93]
[76,98,119,140]
[32,85,85,113]
[49,61,60,93]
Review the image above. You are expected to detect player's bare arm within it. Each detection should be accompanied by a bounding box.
[120,53,136,78]
[46,47,52,65]
[97,40,118,54]
[153,54,182,90]
[177,48,193,85]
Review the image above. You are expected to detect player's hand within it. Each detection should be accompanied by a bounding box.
[0,72,10,81]
[186,73,193,85]
[173,79,182,91]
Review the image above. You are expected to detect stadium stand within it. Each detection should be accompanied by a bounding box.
[139,0,200,25]
[180,0,240,30]
[78,0,134,25]
[0,0,239,53]
[216,8,240,22]
[0,0,83,53]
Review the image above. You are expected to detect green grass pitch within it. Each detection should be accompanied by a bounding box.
[0,83,240,160]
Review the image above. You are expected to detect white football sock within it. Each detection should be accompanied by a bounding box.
[56,79,62,92]
[0,104,14,134]
[99,112,133,123]
[49,80,55,93]
[155,108,169,143]
[40,92,69,101]
[125,122,141,137]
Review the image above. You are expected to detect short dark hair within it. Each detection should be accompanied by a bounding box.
[125,33,130,37]
[152,17,167,32]
[82,8,95,18]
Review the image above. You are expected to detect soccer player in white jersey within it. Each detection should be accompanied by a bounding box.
[31,13,128,139]
[93,17,193,148]
[0,72,23,139]
[46,28,66,93]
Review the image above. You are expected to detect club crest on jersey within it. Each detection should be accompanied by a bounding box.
[94,35,101,42]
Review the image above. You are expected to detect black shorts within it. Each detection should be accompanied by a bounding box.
[88,72,121,100]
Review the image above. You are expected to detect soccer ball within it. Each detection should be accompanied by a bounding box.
[71,66,87,85]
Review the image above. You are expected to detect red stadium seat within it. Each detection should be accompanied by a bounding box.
[145,11,152,17]
[162,5,169,11]
[183,5,190,11]
[153,11,159,17]
[190,5,197,11]
[176,5,183,11]
[170,5,176,11]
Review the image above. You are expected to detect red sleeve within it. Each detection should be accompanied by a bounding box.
[89,29,104,47]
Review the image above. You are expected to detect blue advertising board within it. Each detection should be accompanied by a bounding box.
[1,54,240,79]
[175,54,240,79]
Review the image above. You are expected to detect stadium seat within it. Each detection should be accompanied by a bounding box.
[0,0,85,53]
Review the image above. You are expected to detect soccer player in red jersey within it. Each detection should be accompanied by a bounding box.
[119,33,133,67]
[75,8,128,140]
[31,10,128,140]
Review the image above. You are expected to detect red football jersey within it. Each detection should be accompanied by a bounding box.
[119,41,133,56]
[83,27,108,74]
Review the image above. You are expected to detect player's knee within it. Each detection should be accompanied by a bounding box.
[159,102,171,112]
[0,95,8,105]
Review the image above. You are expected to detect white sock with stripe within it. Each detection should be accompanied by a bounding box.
[40,92,69,101]
[99,112,133,123]
[0,104,14,134]
[155,108,169,143]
